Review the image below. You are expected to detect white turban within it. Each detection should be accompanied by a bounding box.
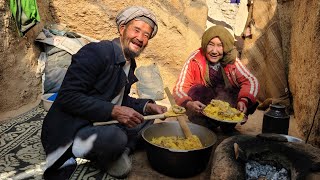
[116,6,158,39]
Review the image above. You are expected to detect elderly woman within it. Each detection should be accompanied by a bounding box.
[41,6,167,179]
[173,25,259,132]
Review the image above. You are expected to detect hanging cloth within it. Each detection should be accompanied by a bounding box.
[231,0,241,4]
[10,0,41,36]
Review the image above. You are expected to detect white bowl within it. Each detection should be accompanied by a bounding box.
[41,93,55,111]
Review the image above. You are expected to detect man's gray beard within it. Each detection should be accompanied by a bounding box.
[123,47,142,59]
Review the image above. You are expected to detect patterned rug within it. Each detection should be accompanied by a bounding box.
[0,105,123,180]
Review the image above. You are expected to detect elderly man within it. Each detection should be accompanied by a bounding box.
[41,6,166,178]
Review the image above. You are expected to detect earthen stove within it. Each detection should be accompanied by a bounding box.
[211,134,320,180]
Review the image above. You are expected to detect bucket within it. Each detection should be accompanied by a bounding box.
[41,93,55,111]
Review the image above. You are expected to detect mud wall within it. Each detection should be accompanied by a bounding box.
[289,0,320,146]
[0,0,53,114]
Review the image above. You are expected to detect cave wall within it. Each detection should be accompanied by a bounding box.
[289,0,320,146]
[47,0,208,90]
[0,0,53,114]
[0,0,208,115]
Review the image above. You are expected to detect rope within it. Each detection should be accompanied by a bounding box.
[306,97,320,143]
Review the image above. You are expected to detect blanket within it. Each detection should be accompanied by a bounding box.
[241,0,291,109]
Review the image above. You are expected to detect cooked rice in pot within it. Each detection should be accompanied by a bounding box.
[150,135,203,150]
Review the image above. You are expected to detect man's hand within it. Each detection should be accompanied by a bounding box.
[186,100,206,114]
[111,105,144,128]
[145,103,167,115]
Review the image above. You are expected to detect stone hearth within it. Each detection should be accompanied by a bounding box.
[211,134,320,180]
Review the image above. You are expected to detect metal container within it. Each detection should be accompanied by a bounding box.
[262,104,290,134]
[142,121,217,178]
[280,134,304,143]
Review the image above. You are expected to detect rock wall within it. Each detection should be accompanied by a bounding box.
[206,0,248,37]
[0,0,208,116]
[47,0,208,90]
[289,0,320,146]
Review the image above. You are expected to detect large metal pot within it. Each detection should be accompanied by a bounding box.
[142,121,217,178]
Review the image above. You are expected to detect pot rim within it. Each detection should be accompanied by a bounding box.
[280,134,304,143]
[142,121,216,152]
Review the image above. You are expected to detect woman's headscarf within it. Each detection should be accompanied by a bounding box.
[201,25,238,88]
[201,25,238,66]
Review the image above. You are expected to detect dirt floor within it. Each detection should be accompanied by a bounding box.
[0,95,42,122]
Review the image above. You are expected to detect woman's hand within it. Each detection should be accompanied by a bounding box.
[186,101,206,114]
[237,101,247,114]
[237,98,248,125]
[237,98,248,114]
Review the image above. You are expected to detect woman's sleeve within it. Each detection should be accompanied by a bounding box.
[173,59,198,106]
[234,59,260,105]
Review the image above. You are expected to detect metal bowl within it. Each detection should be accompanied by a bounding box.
[257,133,304,143]
[142,121,217,178]
[280,134,304,143]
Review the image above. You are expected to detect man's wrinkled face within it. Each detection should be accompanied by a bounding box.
[119,19,153,59]
[205,37,224,64]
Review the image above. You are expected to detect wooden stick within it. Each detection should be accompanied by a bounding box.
[177,115,193,138]
[164,87,193,139]
[93,114,166,126]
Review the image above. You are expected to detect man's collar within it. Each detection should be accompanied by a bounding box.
[112,38,126,65]
[111,38,136,69]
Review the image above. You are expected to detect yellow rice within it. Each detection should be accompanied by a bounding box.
[150,135,203,150]
[203,100,244,122]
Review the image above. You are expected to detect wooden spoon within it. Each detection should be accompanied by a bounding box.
[176,115,193,138]
[164,87,192,139]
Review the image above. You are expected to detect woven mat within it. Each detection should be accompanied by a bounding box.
[241,0,290,105]
[0,105,122,180]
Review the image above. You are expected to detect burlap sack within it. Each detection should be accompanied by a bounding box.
[136,63,165,100]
